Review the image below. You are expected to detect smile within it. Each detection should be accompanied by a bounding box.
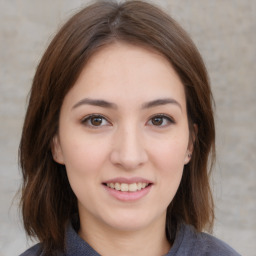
[103,177,153,201]
[106,182,150,192]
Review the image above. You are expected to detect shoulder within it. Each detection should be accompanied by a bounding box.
[19,243,43,256]
[195,230,241,256]
[169,223,241,256]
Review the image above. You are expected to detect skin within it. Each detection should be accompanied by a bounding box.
[53,42,193,256]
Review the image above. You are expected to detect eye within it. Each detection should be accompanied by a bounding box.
[81,115,111,127]
[148,114,175,127]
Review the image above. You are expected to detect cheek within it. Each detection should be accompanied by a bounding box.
[149,136,188,197]
[61,135,110,179]
[62,139,106,202]
[152,137,188,171]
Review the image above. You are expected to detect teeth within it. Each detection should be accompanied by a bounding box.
[121,183,129,191]
[129,183,137,192]
[115,183,120,191]
[106,182,149,192]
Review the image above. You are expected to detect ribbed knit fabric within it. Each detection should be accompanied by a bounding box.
[20,222,241,256]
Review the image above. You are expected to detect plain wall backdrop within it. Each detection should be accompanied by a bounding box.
[0,1,255,255]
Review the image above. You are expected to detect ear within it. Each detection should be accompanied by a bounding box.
[51,135,65,164]
[184,124,198,165]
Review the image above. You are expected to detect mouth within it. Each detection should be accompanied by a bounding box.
[103,182,151,192]
[102,177,153,201]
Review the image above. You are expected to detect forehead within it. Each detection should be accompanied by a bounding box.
[64,42,186,108]
[83,42,175,81]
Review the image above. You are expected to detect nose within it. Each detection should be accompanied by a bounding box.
[110,126,148,170]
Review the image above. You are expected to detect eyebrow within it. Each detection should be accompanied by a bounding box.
[72,98,118,109]
[142,98,182,110]
[72,97,182,110]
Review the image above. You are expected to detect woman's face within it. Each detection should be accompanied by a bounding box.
[53,42,192,233]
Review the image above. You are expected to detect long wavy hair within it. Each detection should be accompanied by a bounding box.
[19,1,215,254]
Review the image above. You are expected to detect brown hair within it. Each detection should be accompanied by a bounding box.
[19,0,215,254]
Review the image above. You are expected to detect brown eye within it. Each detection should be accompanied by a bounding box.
[90,116,103,126]
[151,116,164,126]
[82,115,110,127]
[148,115,175,127]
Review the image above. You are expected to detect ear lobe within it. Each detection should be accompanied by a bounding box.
[51,135,65,164]
[184,152,192,165]
[184,124,198,165]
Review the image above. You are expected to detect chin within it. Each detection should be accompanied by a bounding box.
[103,209,164,232]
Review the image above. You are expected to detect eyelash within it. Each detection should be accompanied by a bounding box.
[147,114,175,127]
[81,114,175,128]
[81,114,111,128]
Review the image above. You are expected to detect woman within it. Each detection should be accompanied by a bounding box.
[19,1,240,255]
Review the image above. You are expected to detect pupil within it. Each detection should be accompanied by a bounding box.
[91,117,102,126]
[152,117,163,125]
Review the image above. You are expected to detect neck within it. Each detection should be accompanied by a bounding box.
[78,215,171,256]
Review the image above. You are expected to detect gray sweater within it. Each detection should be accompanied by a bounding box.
[20,222,241,256]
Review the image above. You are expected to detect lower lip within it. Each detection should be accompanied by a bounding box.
[103,184,152,202]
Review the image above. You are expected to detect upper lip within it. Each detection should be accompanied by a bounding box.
[103,177,153,184]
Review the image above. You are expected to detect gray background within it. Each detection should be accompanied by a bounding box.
[0,0,255,255]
